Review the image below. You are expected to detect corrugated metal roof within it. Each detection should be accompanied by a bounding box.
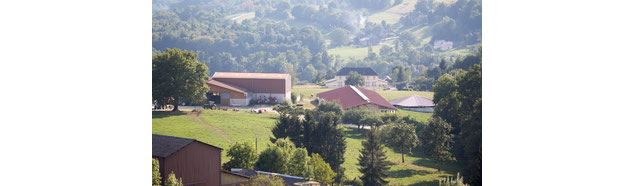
[206,79,247,94]
[152,134,222,158]
[390,96,435,107]
[212,72,290,79]
[317,86,396,110]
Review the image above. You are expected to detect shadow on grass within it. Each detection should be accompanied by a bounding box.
[152,111,187,119]
[343,128,366,140]
[388,169,434,179]
[412,158,460,173]
[409,180,441,186]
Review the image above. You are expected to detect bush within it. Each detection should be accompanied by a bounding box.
[343,178,364,186]
[165,172,183,186]
[247,175,285,186]
[439,173,469,186]
[291,92,299,104]
[310,153,336,184]
[223,142,258,170]
[152,158,161,186]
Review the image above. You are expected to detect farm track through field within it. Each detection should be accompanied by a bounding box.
[187,111,230,142]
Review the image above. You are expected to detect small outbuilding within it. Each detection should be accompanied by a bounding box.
[317,85,396,111]
[390,96,435,112]
[153,134,223,186]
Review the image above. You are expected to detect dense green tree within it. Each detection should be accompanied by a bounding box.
[432,55,481,185]
[316,101,344,116]
[271,114,303,143]
[358,128,390,186]
[391,65,412,83]
[165,172,183,186]
[255,146,287,173]
[310,153,336,184]
[360,114,384,128]
[247,175,285,186]
[304,110,347,181]
[152,158,161,186]
[456,64,482,185]
[343,108,380,128]
[329,28,351,47]
[381,122,419,163]
[345,71,365,86]
[288,148,313,178]
[152,48,208,111]
[223,142,258,170]
[420,117,455,170]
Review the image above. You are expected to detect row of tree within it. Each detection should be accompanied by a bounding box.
[270,102,348,182]
[223,138,337,184]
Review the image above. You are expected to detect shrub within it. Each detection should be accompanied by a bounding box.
[247,175,285,186]
[223,142,258,170]
[152,158,161,186]
[439,173,469,186]
[310,153,336,184]
[291,92,299,104]
[165,172,183,186]
[342,109,378,124]
[343,178,364,186]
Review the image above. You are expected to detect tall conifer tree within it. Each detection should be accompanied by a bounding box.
[358,129,389,186]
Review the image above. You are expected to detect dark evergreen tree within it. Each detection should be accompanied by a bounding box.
[358,129,389,186]
[420,117,455,171]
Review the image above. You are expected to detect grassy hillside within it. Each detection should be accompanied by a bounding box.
[153,109,454,185]
[327,43,385,60]
[342,127,458,185]
[368,0,418,24]
[152,110,278,162]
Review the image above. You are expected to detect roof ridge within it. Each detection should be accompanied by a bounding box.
[349,86,369,102]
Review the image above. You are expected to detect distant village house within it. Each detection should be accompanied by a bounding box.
[324,67,388,89]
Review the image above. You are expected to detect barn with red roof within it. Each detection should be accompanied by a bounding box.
[316,85,396,111]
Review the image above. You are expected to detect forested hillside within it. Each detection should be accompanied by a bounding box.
[153,0,481,87]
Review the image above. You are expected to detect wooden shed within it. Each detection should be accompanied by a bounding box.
[153,134,223,186]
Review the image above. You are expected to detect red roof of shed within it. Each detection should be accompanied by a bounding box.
[317,86,396,110]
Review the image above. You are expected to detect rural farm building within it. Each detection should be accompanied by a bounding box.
[207,72,291,106]
[230,169,319,186]
[390,96,435,112]
[324,67,388,89]
[153,134,222,186]
[317,85,396,111]
[220,170,250,186]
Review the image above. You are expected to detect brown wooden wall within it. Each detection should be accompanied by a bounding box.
[159,142,222,186]
[212,78,289,94]
[208,84,246,99]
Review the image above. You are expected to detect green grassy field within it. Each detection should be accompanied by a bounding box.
[327,44,385,60]
[368,0,418,24]
[342,127,458,185]
[153,109,454,185]
[152,110,278,162]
